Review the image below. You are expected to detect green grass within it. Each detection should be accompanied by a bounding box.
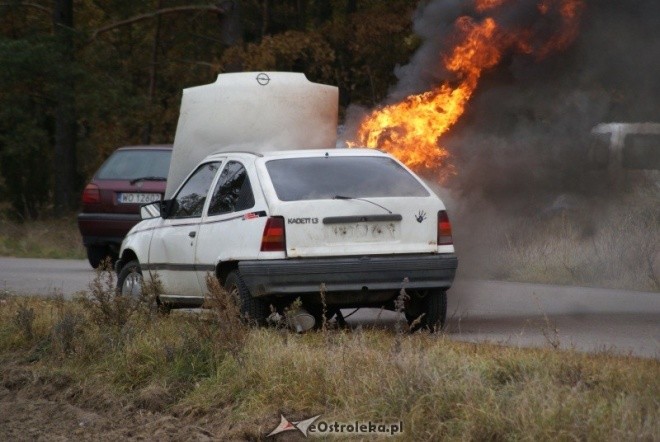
[0,285,657,440]
[0,215,85,260]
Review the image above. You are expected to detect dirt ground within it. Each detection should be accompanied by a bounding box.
[0,367,240,442]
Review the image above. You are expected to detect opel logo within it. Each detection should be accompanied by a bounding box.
[256,72,270,86]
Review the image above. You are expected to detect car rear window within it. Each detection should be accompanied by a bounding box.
[265,156,430,201]
[95,149,172,180]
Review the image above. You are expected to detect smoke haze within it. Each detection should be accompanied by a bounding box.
[382,0,660,206]
[346,0,660,289]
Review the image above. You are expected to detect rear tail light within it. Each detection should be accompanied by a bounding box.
[437,210,453,245]
[81,183,100,204]
[260,216,286,252]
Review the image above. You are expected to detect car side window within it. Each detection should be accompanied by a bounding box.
[207,161,255,216]
[170,162,221,218]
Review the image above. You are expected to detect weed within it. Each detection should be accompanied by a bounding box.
[50,310,84,357]
[201,273,247,356]
[541,314,561,350]
[79,260,158,329]
[319,282,328,332]
[13,302,35,341]
[392,280,409,355]
[408,312,425,332]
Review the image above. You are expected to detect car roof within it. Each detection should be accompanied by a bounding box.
[203,148,388,161]
[116,144,173,151]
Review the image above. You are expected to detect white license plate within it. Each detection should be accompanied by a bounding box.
[324,222,398,243]
[118,193,161,204]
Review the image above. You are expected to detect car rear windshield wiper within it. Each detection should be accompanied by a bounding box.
[129,176,167,185]
[333,195,392,214]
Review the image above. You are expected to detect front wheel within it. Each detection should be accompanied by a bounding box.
[224,271,269,326]
[117,260,143,298]
[406,289,447,332]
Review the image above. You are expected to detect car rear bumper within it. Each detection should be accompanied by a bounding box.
[78,212,141,245]
[238,253,458,297]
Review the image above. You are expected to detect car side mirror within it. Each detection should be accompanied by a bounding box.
[140,201,162,220]
[160,199,177,219]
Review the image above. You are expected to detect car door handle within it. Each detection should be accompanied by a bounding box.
[188,231,196,238]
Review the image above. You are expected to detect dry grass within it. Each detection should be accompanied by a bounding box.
[456,187,660,292]
[0,277,658,440]
[184,331,659,440]
[0,215,84,260]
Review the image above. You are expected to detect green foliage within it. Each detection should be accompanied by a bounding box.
[0,1,419,217]
[0,37,58,218]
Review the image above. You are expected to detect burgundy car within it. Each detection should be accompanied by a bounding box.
[78,145,173,268]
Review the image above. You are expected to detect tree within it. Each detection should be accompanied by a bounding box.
[0,23,56,219]
[52,0,78,215]
[0,0,419,218]
[0,40,53,218]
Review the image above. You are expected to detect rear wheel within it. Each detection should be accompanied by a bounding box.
[307,306,339,329]
[86,245,118,269]
[224,271,268,326]
[406,289,447,332]
[86,245,111,269]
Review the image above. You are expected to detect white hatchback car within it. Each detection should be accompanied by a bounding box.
[116,148,457,329]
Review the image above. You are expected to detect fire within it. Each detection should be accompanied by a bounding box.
[351,0,585,179]
[475,0,511,13]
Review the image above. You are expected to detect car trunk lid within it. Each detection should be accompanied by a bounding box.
[276,198,441,258]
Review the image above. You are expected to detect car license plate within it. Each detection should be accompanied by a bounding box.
[324,222,398,243]
[118,193,161,204]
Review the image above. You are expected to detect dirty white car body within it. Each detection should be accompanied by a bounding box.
[116,148,458,329]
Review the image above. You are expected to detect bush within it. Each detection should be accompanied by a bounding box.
[78,261,160,329]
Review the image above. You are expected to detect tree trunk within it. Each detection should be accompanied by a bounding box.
[314,0,332,26]
[261,0,271,37]
[218,0,243,45]
[141,0,163,145]
[52,0,77,215]
[296,0,307,30]
[346,0,358,15]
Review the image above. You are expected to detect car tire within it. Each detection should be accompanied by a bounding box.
[406,289,447,332]
[224,270,268,326]
[116,260,143,298]
[86,245,112,269]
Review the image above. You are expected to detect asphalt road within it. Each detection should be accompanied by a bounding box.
[1,256,658,358]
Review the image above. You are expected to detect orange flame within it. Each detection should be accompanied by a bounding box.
[350,0,585,179]
[475,0,511,13]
